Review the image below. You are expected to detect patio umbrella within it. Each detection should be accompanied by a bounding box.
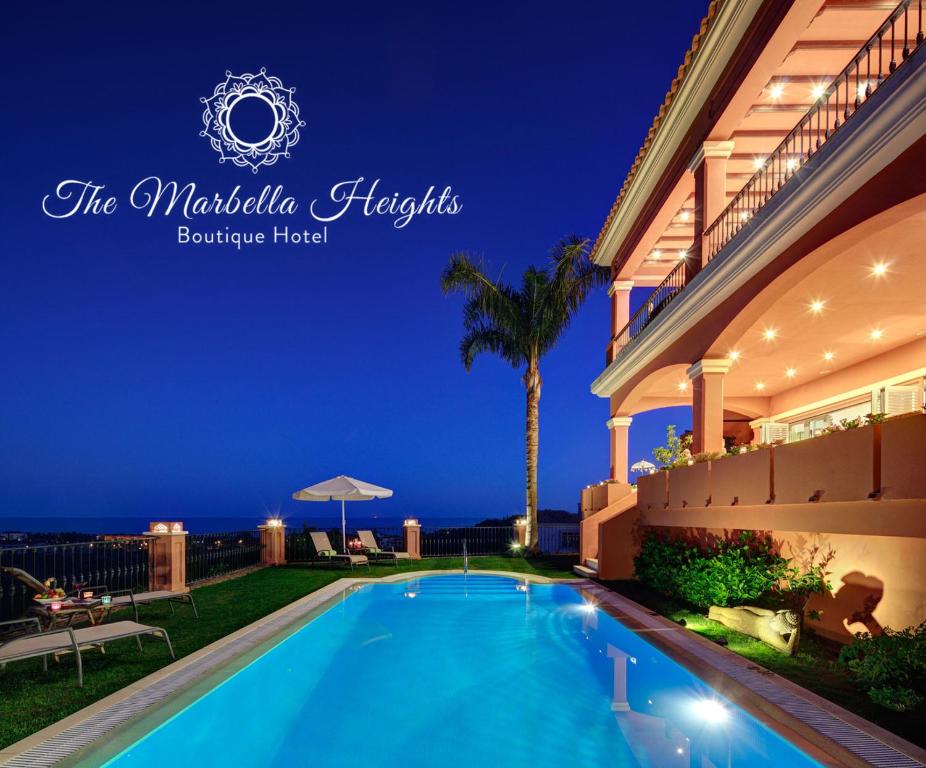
[630,460,657,475]
[292,475,393,554]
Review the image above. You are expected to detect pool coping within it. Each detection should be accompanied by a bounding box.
[0,570,557,767]
[579,580,926,768]
[3,570,922,767]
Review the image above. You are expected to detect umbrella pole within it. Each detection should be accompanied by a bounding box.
[341,499,347,554]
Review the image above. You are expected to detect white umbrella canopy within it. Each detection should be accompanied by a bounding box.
[630,460,657,475]
[292,475,393,553]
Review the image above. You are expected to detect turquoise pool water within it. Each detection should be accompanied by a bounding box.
[101,575,819,767]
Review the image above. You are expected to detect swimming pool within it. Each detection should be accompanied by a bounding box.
[93,574,819,767]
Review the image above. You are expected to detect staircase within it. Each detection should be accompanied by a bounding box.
[573,557,598,578]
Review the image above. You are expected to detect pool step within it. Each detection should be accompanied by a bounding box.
[573,558,598,578]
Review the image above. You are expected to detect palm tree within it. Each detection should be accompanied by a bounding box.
[440,236,609,550]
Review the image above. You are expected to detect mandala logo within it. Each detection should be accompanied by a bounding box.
[200,68,305,173]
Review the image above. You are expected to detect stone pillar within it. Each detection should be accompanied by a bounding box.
[607,416,633,483]
[687,358,732,455]
[608,280,634,361]
[514,517,528,548]
[403,519,421,559]
[259,521,286,566]
[147,522,188,593]
[688,140,735,270]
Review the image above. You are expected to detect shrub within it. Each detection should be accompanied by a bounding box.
[652,425,692,469]
[838,621,926,712]
[634,531,789,609]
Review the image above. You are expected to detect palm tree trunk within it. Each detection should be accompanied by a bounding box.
[524,364,541,551]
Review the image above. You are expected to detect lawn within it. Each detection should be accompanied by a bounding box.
[601,579,924,749]
[0,555,575,750]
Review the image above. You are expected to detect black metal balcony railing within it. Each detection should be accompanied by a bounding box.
[421,526,518,557]
[607,260,686,363]
[705,0,924,260]
[0,538,152,621]
[608,0,923,365]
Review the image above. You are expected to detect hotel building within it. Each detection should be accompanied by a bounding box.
[579,0,926,642]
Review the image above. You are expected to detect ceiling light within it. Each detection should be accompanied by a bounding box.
[823,350,835,362]
[739,210,750,222]
[785,367,797,379]
[753,156,766,171]
[755,381,766,391]
[857,82,868,100]
[809,299,825,315]
[769,83,784,100]
[762,328,778,342]
[680,210,690,222]
[870,261,888,277]
[652,249,662,260]
[786,157,798,172]
[811,83,826,100]
[870,328,884,341]
[729,350,741,362]
[677,381,688,392]
[677,249,687,261]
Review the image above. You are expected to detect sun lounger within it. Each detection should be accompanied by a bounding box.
[357,530,411,566]
[309,532,369,569]
[0,617,175,687]
[1,566,198,624]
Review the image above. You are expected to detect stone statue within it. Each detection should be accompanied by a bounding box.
[707,606,801,654]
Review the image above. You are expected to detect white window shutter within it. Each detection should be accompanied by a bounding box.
[760,422,789,443]
[881,386,918,416]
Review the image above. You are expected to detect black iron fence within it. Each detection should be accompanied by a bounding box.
[285,526,405,561]
[0,538,152,622]
[537,523,579,554]
[421,526,517,557]
[705,0,924,260]
[185,530,261,584]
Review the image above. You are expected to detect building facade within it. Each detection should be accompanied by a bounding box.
[580,0,926,643]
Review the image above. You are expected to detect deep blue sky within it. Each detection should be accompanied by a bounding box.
[0,1,698,524]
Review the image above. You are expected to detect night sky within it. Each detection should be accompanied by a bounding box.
[0,1,700,523]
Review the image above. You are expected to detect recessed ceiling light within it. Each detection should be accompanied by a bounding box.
[677,249,687,261]
[680,210,690,222]
[809,299,825,315]
[769,83,784,100]
[729,350,741,362]
[755,381,766,391]
[870,328,884,341]
[785,367,797,379]
[652,249,662,260]
[762,328,778,342]
[753,156,767,171]
[823,350,835,362]
[811,84,826,100]
[677,381,688,392]
[870,261,889,277]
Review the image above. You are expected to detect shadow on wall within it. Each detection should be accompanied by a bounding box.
[823,571,885,640]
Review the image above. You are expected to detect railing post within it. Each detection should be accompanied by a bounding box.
[259,520,287,567]
[403,519,422,559]
[147,522,188,593]
[514,517,528,549]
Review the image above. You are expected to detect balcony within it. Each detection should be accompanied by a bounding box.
[605,0,925,369]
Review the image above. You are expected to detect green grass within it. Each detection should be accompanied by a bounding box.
[601,580,924,749]
[0,555,575,749]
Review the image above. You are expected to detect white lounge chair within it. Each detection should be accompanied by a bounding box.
[0,617,175,687]
[1,566,198,624]
[357,530,411,566]
[309,532,369,569]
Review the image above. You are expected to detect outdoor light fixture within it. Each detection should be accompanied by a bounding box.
[680,210,690,222]
[580,601,596,615]
[265,517,283,528]
[811,83,826,100]
[870,328,884,341]
[652,249,662,260]
[677,381,688,392]
[823,350,835,362]
[786,157,798,172]
[729,349,741,362]
[857,82,868,100]
[676,747,685,756]
[403,518,419,527]
[677,249,687,261]
[691,698,729,725]
[752,156,766,171]
[739,211,750,222]
[762,328,778,342]
[755,382,766,391]
[809,299,825,314]
[785,368,797,379]
[870,261,889,277]
[769,83,784,100]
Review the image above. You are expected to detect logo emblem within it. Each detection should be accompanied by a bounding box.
[200,68,305,173]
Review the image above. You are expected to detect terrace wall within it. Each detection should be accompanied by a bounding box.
[601,412,926,643]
